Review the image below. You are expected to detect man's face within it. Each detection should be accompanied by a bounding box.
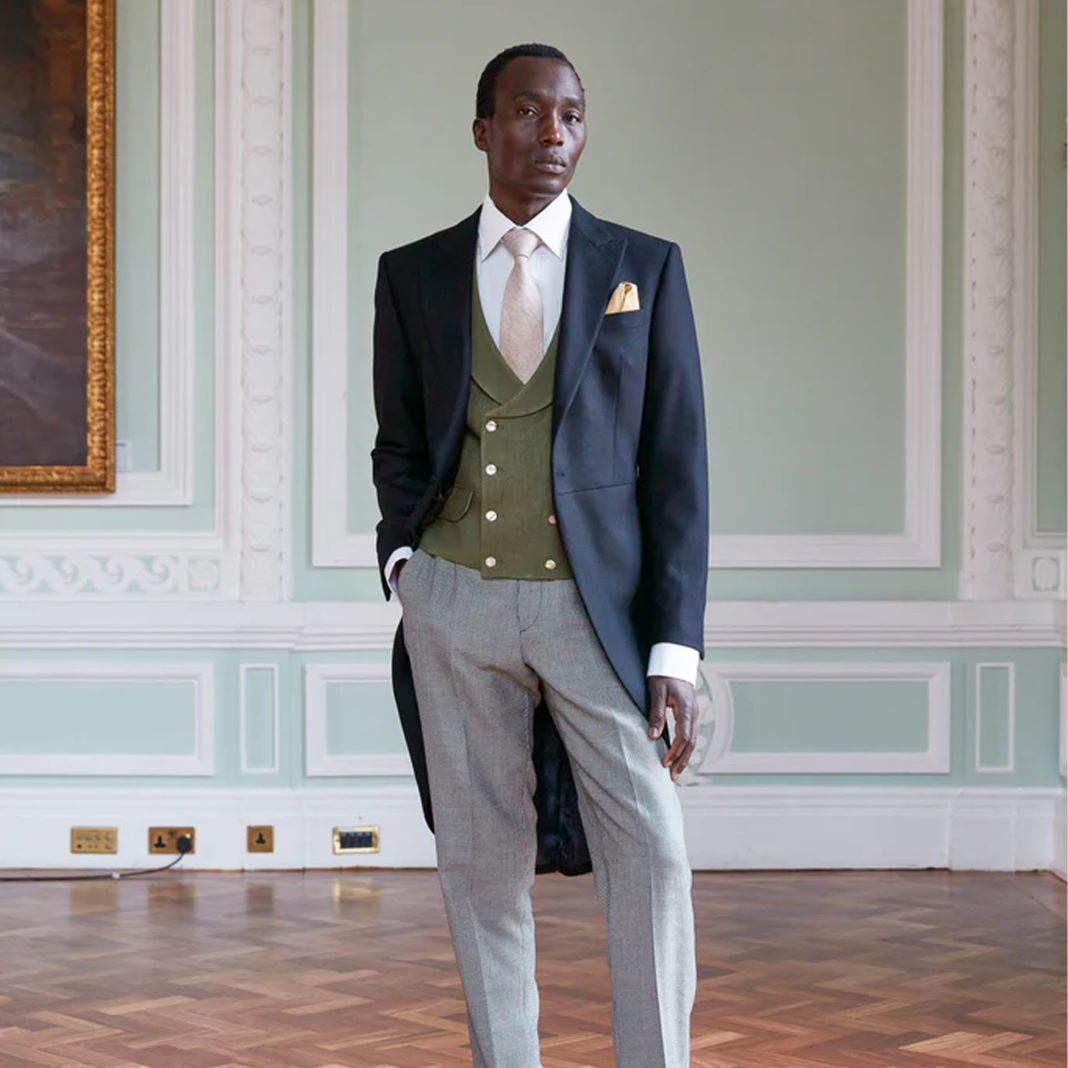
[474,56,586,199]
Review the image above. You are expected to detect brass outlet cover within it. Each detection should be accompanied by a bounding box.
[148,826,196,854]
[332,826,380,854]
[71,826,118,854]
[247,825,274,853]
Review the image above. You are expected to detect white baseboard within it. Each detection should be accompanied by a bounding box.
[0,785,1063,874]
[1051,789,1067,880]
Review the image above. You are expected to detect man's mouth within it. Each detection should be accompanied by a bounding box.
[533,159,567,172]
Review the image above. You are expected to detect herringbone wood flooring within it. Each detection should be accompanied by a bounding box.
[0,869,1062,1067]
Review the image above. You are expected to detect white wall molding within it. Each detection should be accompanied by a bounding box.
[304,662,410,776]
[310,0,351,567]
[716,0,943,568]
[1052,789,1067,880]
[2,0,197,509]
[311,1,944,572]
[974,661,1016,773]
[694,661,951,775]
[0,598,1061,649]
[962,0,1063,599]
[239,663,280,774]
[1007,0,1066,590]
[1059,661,1066,779]
[0,662,214,776]
[234,0,292,601]
[0,785,1060,873]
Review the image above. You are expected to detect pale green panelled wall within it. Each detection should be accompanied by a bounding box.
[0,1,1063,796]
[0,646,1062,788]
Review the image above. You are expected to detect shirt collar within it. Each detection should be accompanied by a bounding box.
[478,187,572,262]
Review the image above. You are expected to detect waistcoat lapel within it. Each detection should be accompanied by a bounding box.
[417,195,626,459]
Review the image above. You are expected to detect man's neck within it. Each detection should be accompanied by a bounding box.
[488,187,565,227]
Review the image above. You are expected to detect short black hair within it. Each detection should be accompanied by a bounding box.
[475,43,583,120]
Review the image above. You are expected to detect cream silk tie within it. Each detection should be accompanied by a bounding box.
[499,227,544,384]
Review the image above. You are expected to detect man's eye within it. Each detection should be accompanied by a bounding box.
[519,106,536,116]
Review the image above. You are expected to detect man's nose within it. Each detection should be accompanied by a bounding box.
[540,117,564,143]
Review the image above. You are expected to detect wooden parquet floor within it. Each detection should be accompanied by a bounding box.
[0,869,1062,1068]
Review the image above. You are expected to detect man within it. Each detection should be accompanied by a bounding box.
[370,42,708,1068]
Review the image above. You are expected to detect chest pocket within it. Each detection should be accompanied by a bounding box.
[598,308,648,333]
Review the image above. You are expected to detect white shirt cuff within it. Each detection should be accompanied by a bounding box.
[384,545,414,595]
[646,642,700,686]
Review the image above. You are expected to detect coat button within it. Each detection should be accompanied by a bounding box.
[544,559,556,570]
[548,514,556,524]
[485,509,497,521]
[485,555,497,567]
[485,419,497,432]
[485,463,497,475]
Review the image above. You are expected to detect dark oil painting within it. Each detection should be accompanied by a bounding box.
[0,0,113,492]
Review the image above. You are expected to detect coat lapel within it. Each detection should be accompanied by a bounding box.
[419,194,626,456]
[551,196,626,441]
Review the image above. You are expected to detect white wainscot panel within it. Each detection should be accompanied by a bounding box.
[694,661,951,774]
[0,662,214,775]
[304,662,410,777]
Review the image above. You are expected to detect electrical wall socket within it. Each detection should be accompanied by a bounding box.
[148,826,196,854]
[247,825,274,852]
[332,826,380,854]
[71,827,118,854]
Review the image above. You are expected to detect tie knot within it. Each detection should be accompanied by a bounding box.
[502,227,541,261]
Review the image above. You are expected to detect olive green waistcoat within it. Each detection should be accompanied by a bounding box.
[418,262,572,579]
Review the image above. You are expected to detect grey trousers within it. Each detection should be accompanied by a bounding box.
[397,547,696,1068]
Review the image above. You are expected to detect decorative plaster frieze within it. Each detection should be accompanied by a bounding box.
[961,0,1060,599]
[235,0,292,601]
[0,554,223,597]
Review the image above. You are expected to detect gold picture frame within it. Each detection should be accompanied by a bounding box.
[0,0,115,493]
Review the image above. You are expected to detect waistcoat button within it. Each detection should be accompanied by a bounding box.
[544,559,557,570]
[485,463,497,475]
[548,514,556,524]
[485,419,497,432]
[485,556,497,567]
[485,510,497,521]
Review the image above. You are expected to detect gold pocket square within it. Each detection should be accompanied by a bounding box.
[605,280,640,314]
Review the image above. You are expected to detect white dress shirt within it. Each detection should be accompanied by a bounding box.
[384,189,700,686]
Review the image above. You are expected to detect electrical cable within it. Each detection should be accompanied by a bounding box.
[0,835,193,881]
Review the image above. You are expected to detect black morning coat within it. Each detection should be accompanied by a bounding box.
[370,194,709,877]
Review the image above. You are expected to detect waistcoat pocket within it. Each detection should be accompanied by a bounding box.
[438,484,474,522]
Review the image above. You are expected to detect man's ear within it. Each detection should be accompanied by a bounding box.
[472,117,488,152]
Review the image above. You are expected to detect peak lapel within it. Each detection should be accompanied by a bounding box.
[552,196,626,443]
[419,205,480,454]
